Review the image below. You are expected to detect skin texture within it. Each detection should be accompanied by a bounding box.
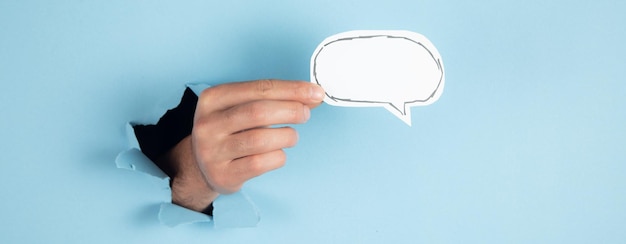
[165,79,325,212]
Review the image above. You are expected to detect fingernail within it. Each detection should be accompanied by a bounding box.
[311,85,324,101]
[303,106,311,121]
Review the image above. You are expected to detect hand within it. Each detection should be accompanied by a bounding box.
[169,79,325,212]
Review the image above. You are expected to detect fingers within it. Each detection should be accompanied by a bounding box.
[192,126,298,194]
[190,79,325,195]
[219,100,310,134]
[203,149,287,194]
[219,127,298,161]
[197,79,325,115]
[230,150,287,186]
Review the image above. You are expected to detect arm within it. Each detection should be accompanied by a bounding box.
[160,136,218,213]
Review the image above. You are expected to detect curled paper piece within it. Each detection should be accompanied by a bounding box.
[311,30,445,126]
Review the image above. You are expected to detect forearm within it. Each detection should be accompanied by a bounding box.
[159,136,218,212]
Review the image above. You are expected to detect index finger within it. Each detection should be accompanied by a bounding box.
[197,79,325,112]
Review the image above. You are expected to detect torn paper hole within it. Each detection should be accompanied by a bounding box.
[115,83,260,228]
[311,30,445,126]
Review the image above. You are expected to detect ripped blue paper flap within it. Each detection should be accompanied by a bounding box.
[158,203,212,227]
[115,148,169,182]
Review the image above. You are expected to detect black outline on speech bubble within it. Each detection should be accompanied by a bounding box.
[312,34,444,115]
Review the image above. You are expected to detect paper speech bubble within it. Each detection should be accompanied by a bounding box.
[311,30,445,126]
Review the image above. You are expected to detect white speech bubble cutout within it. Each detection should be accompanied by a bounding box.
[311,30,445,126]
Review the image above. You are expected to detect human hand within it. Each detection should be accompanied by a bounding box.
[170,79,325,212]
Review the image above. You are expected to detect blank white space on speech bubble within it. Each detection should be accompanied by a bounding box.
[311,30,445,126]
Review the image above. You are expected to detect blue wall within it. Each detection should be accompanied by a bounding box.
[1,0,624,243]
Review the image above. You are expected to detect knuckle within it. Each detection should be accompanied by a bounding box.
[192,114,218,135]
[228,131,268,153]
[223,102,269,126]
[222,105,239,122]
[228,137,248,153]
[199,86,213,97]
[199,86,218,102]
[247,130,268,149]
[246,102,268,122]
[193,115,210,128]
[226,102,268,123]
[289,103,305,121]
[254,79,275,96]
[247,155,266,173]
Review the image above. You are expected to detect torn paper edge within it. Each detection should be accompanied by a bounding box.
[115,83,260,228]
[158,202,212,227]
[115,147,170,182]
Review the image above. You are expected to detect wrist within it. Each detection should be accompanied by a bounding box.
[171,172,219,212]
[166,136,219,212]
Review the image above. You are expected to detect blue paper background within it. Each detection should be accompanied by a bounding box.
[1,0,624,243]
